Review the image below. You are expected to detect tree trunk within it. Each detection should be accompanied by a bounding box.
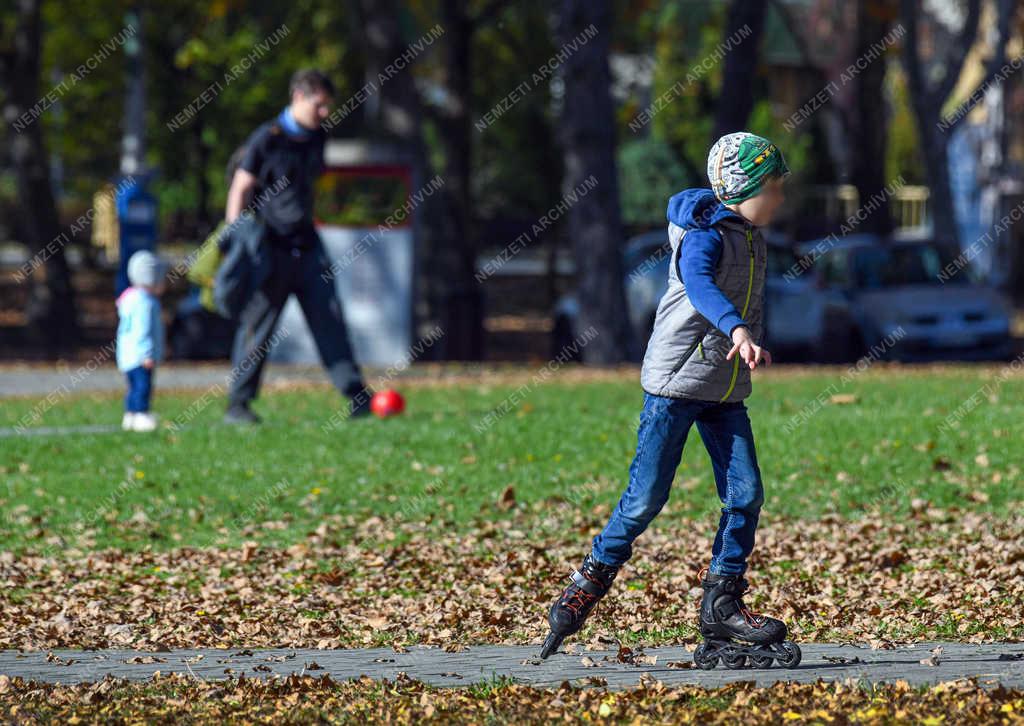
[356,0,483,360]
[919,121,956,247]
[194,116,211,231]
[712,0,768,141]
[903,86,957,245]
[849,0,896,236]
[558,0,631,364]
[2,0,80,356]
[434,0,483,360]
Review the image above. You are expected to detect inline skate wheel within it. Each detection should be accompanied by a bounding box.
[777,641,801,668]
[693,642,719,670]
[749,653,774,668]
[722,652,747,669]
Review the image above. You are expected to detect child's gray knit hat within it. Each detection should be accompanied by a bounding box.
[127,250,167,288]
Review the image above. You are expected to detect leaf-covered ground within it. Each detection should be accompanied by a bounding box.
[3,672,1024,724]
[4,509,1023,651]
[3,364,1023,719]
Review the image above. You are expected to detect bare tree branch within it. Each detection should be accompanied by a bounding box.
[934,0,982,104]
[943,0,1017,134]
[899,0,930,111]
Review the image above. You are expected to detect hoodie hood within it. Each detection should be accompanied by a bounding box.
[116,286,139,308]
[116,285,153,308]
[666,188,744,231]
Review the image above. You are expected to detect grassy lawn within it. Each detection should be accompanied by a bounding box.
[1,363,1021,554]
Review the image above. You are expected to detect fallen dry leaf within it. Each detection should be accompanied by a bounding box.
[828,394,858,405]
[0,671,1021,724]
[1,512,1023,654]
[497,485,516,510]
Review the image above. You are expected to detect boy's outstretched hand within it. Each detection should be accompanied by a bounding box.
[726,325,771,370]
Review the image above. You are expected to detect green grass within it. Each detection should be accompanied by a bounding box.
[0,364,1021,553]
[466,674,522,698]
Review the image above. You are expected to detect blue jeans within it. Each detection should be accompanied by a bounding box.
[591,392,764,575]
[124,366,153,412]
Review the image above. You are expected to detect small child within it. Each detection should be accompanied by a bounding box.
[116,251,167,432]
[541,132,800,669]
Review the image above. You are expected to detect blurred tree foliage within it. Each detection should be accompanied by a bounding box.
[617,137,692,229]
[618,0,812,227]
[4,0,925,241]
[886,64,926,186]
[469,2,560,221]
[27,0,361,237]
[649,0,721,180]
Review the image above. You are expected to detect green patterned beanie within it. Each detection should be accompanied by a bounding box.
[707,132,790,204]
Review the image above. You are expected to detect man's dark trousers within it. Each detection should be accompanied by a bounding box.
[228,233,365,408]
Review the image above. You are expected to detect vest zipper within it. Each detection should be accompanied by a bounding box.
[720,227,755,402]
[667,323,711,380]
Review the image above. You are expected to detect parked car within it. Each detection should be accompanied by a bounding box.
[552,231,666,361]
[552,229,820,360]
[762,230,825,358]
[794,233,1014,362]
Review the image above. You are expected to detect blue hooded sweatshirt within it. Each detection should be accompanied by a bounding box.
[666,188,751,339]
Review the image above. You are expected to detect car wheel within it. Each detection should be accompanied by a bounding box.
[636,313,657,359]
[817,312,864,364]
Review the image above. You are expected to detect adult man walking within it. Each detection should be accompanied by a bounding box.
[224,69,369,423]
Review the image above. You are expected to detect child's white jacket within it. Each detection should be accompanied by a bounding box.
[116,286,164,372]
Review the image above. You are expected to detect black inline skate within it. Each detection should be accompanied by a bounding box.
[539,553,619,659]
[693,569,801,670]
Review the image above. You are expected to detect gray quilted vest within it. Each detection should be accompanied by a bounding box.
[640,217,766,402]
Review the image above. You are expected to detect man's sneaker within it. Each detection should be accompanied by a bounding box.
[121,412,136,431]
[349,393,372,419]
[131,412,159,432]
[224,403,261,425]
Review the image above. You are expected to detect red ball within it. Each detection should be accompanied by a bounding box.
[370,389,405,418]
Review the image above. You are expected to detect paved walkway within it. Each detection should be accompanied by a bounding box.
[0,363,328,399]
[2,643,1022,689]
[0,364,349,438]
